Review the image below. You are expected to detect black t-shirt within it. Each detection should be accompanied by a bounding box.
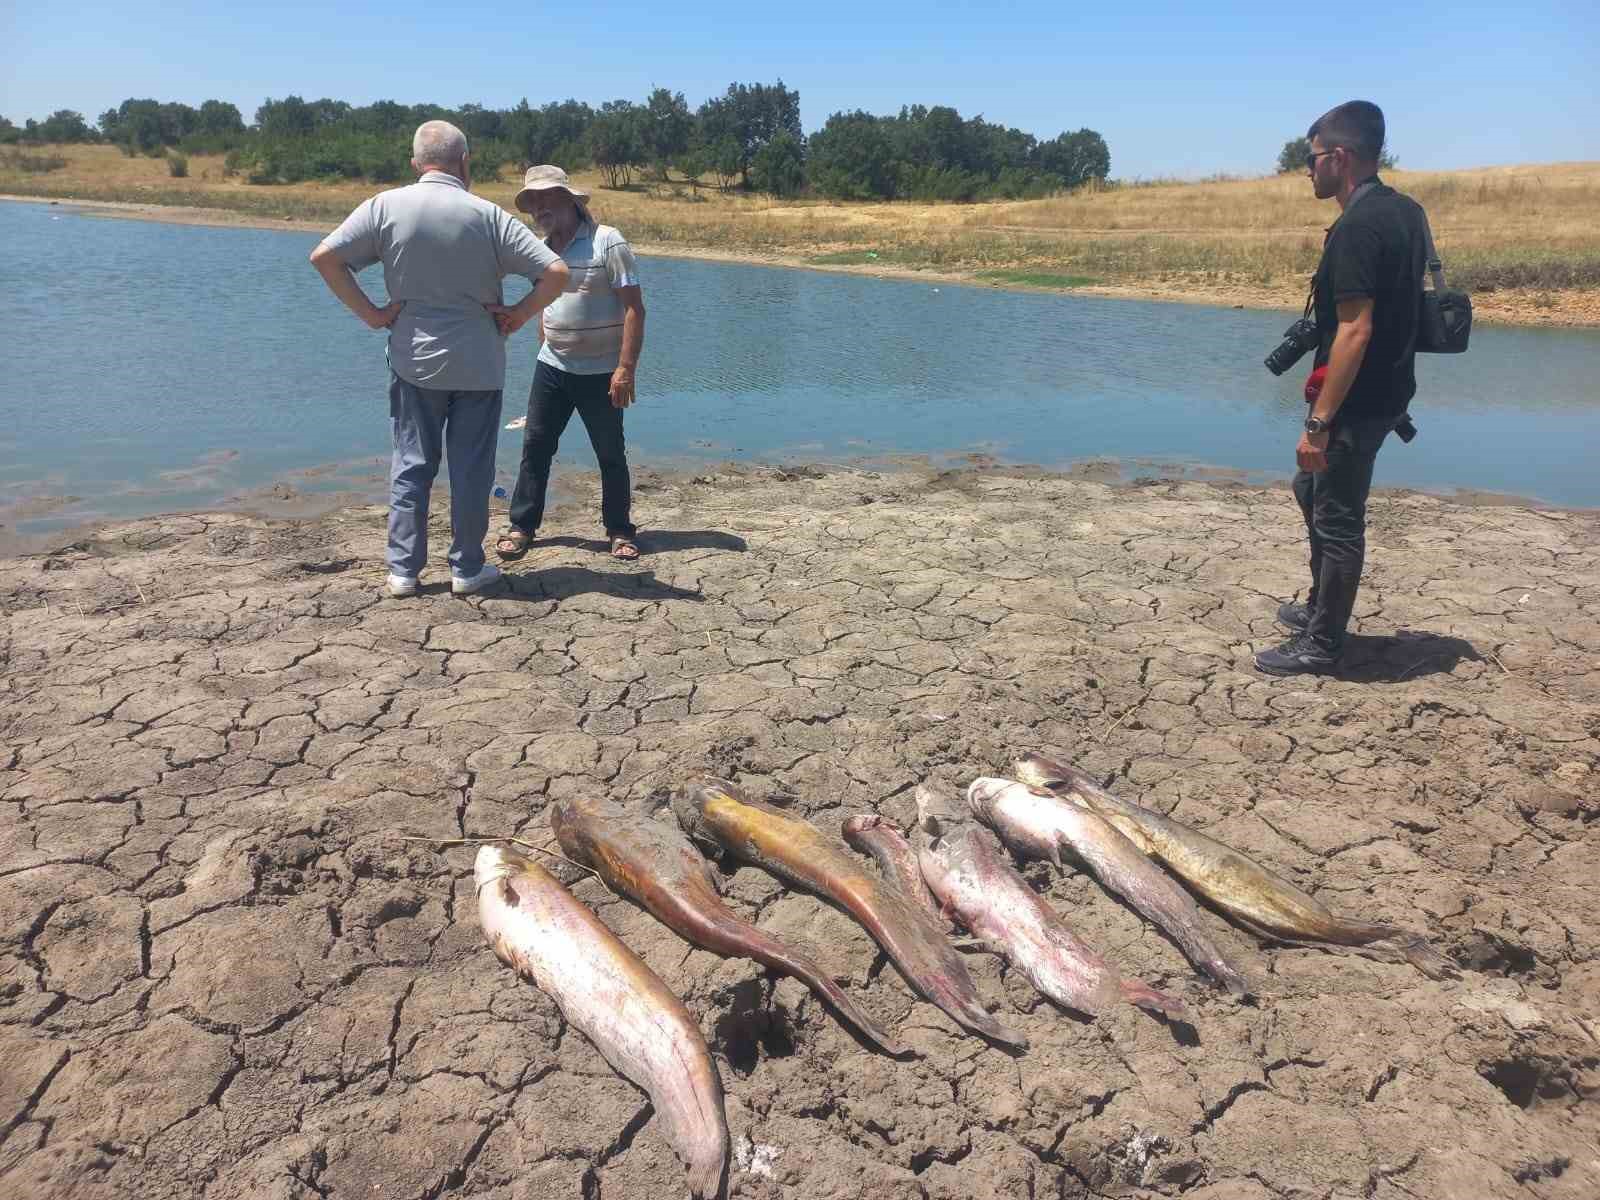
[1312,178,1427,420]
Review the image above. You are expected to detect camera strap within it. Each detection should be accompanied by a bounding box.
[1418,211,1449,293]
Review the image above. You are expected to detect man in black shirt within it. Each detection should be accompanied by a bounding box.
[1255,100,1427,676]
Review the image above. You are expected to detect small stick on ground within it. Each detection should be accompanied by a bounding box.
[1100,691,1150,743]
[399,833,612,892]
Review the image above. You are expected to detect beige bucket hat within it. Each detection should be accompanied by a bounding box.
[514,164,591,213]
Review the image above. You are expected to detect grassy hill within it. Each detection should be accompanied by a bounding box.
[6,144,1598,323]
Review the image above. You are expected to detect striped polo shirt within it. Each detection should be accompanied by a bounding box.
[537,219,641,375]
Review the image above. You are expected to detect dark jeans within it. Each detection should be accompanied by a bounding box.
[1292,413,1394,651]
[507,360,636,538]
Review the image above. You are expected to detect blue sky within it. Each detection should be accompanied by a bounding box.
[3,1,1596,178]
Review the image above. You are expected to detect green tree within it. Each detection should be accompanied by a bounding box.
[256,96,315,138]
[697,80,802,187]
[99,99,166,152]
[37,110,95,143]
[643,87,692,178]
[807,110,896,199]
[198,100,244,136]
[675,147,710,189]
[709,136,742,190]
[1037,128,1110,187]
[1277,136,1312,174]
[588,100,645,187]
[0,115,19,145]
[751,130,805,197]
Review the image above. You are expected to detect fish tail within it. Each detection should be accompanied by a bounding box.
[1326,921,1460,981]
[772,949,904,1056]
[1120,978,1185,1017]
[1207,957,1252,998]
[685,1137,728,1200]
[1397,932,1458,980]
[702,912,904,1055]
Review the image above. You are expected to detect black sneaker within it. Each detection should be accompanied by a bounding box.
[1276,601,1311,631]
[1254,634,1340,676]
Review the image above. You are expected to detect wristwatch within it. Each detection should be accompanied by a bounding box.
[1304,416,1330,435]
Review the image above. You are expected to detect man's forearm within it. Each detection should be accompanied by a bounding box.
[618,305,644,371]
[512,263,570,324]
[1311,324,1370,423]
[311,250,382,324]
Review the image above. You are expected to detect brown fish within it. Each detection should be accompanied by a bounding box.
[969,776,1252,995]
[913,784,1184,1018]
[842,813,942,921]
[475,844,727,1198]
[1016,751,1455,980]
[674,777,1026,1047]
[551,793,902,1055]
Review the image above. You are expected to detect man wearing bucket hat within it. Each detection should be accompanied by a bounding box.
[311,121,569,598]
[490,164,646,561]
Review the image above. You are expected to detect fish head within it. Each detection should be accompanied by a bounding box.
[1014,752,1071,791]
[673,777,740,843]
[473,842,540,894]
[964,776,1017,822]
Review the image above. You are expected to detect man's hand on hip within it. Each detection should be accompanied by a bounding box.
[609,366,636,409]
[483,303,530,337]
[365,300,404,331]
[1296,429,1330,473]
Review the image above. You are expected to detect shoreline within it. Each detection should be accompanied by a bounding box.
[1,457,1578,563]
[7,191,1598,327]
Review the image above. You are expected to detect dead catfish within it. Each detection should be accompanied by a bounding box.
[912,784,1184,1018]
[551,792,902,1054]
[969,776,1252,995]
[1015,751,1454,980]
[674,777,1025,1047]
[475,844,728,1198]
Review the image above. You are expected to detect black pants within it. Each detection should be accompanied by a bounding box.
[507,360,635,538]
[1291,414,1393,651]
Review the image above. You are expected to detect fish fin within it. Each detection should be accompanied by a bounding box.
[1398,933,1459,981]
[1121,979,1185,1017]
[1209,960,1252,999]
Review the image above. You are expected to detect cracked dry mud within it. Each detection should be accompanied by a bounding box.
[1,463,1596,1200]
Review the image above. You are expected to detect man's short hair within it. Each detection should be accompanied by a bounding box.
[413,120,468,169]
[1307,101,1385,165]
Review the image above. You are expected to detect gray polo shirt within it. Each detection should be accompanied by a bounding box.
[320,172,562,391]
[538,220,641,375]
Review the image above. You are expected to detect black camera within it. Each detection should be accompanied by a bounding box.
[1264,317,1319,376]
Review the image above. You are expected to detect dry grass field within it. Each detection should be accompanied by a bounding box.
[6,144,1599,323]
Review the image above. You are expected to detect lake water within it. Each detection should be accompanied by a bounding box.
[4,198,1599,540]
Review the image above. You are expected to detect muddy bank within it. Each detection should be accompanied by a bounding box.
[1,463,1596,1199]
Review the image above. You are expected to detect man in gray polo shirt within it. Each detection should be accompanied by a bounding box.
[310,121,568,597]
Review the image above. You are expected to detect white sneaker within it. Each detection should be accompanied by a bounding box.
[386,573,419,598]
[451,563,503,596]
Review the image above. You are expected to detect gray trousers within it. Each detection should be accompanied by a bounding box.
[387,372,503,578]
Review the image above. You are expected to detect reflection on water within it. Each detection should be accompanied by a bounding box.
[3,198,1599,539]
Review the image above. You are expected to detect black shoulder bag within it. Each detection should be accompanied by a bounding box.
[1417,210,1472,354]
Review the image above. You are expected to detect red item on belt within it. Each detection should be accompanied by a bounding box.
[1304,365,1328,405]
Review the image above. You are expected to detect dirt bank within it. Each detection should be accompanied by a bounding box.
[7,193,1597,328]
[1,464,1595,1199]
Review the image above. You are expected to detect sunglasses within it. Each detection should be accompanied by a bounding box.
[1305,148,1341,170]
